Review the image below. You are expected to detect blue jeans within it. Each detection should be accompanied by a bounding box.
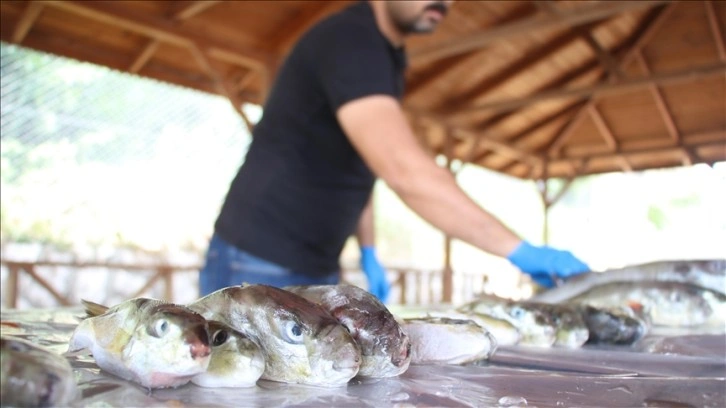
[199,234,340,296]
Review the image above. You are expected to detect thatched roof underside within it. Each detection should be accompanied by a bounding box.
[2,0,724,179]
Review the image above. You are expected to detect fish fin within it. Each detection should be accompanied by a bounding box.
[82,299,110,317]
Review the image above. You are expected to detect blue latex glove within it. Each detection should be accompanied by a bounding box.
[360,246,390,302]
[507,241,590,288]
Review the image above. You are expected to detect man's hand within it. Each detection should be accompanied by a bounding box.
[360,246,390,302]
[507,241,590,288]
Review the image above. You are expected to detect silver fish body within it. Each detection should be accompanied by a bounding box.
[191,320,265,388]
[458,295,557,347]
[189,284,361,387]
[567,281,726,327]
[401,316,497,365]
[284,284,411,378]
[1,336,78,407]
[535,259,726,303]
[68,298,211,389]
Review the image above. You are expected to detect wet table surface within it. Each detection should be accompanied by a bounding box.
[1,306,724,408]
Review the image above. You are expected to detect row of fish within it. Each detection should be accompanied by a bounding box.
[393,259,725,350]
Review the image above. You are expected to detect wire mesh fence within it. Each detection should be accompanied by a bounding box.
[1,41,253,253]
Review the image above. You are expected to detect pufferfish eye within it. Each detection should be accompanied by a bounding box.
[281,320,304,344]
[149,319,169,338]
[212,330,229,347]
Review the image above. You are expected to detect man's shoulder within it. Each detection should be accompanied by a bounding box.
[305,2,376,41]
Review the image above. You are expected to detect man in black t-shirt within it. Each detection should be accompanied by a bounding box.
[200,1,590,301]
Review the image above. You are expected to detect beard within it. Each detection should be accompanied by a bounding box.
[388,1,449,35]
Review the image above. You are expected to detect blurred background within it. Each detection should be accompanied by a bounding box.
[2,43,725,309]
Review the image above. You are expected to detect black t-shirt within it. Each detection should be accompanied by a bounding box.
[214,1,407,276]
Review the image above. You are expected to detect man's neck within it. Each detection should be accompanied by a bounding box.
[368,1,405,47]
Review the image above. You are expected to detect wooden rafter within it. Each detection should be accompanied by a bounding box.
[409,1,668,63]
[167,1,221,21]
[129,40,160,73]
[405,52,477,98]
[705,1,726,61]
[438,24,601,114]
[406,3,538,100]
[546,4,676,157]
[469,102,585,164]
[37,0,273,70]
[11,1,44,44]
[636,52,680,144]
[536,1,624,79]
[588,105,633,171]
[560,130,725,159]
[456,63,726,115]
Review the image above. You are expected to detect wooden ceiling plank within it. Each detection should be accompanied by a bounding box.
[636,52,680,143]
[547,4,676,157]
[470,102,585,164]
[440,27,596,114]
[12,2,44,44]
[38,1,271,70]
[129,40,160,74]
[458,62,726,114]
[705,1,726,61]
[405,52,477,98]
[409,0,669,62]
[406,3,537,99]
[169,1,221,21]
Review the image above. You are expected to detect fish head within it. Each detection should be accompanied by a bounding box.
[191,320,265,388]
[506,304,557,347]
[341,308,412,377]
[1,336,78,407]
[582,305,648,345]
[125,300,211,388]
[228,285,361,387]
[543,305,590,348]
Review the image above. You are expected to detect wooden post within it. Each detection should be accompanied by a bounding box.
[6,263,19,308]
[161,266,173,301]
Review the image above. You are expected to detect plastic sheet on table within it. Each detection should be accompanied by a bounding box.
[1,306,724,408]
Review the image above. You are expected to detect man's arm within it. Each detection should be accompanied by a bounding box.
[338,95,522,258]
[356,194,376,247]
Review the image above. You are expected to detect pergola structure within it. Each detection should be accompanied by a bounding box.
[2,0,724,301]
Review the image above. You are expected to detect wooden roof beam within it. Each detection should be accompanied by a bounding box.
[406,3,538,99]
[546,4,676,157]
[705,1,726,62]
[470,102,585,164]
[409,0,669,62]
[439,25,599,114]
[560,129,725,159]
[551,139,725,165]
[455,62,726,115]
[636,52,680,144]
[129,40,160,74]
[38,1,273,71]
[589,105,633,171]
[168,1,221,21]
[11,2,44,44]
